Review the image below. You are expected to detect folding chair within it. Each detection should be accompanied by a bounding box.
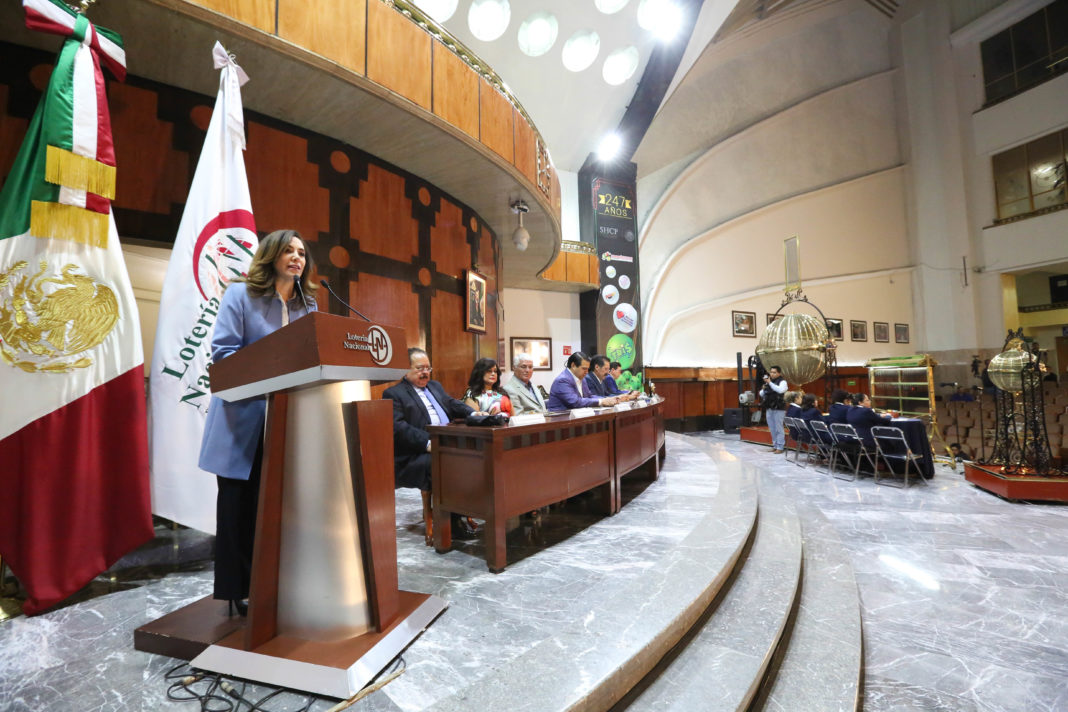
[829,423,877,481]
[784,417,805,463]
[806,419,836,474]
[871,425,929,488]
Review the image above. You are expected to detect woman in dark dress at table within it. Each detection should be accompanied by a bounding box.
[799,393,823,423]
[785,391,803,419]
[197,229,318,615]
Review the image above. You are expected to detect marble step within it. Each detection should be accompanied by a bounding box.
[751,472,863,712]
[614,468,804,711]
[422,455,759,712]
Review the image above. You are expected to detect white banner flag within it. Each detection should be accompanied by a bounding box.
[148,42,257,533]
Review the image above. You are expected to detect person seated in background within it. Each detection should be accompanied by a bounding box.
[846,393,893,447]
[605,361,630,395]
[949,442,971,462]
[799,394,823,423]
[501,352,547,415]
[383,347,482,544]
[585,354,639,401]
[463,358,512,415]
[949,387,975,402]
[547,352,620,410]
[825,389,852,424]
[784,391,802,419]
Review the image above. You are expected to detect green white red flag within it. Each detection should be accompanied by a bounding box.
[148,42,257,533]
[0,0,153,614]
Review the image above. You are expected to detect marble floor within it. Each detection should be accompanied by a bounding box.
[2,433,1068,711]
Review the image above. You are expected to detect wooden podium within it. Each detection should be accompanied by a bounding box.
[135,313,447,698]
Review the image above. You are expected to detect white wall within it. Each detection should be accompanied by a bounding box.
[558,169,581,244]
[499,287,582,390]
[122,243,171,376]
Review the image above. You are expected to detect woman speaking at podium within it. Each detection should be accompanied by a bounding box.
[198,230,318,615]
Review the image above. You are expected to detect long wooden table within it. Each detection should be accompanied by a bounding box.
[429,400,666,572]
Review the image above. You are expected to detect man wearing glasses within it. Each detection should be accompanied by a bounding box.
[383,347,480,543]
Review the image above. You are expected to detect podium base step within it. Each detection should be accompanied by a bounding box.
[134,596,246,661]
[190,591,445,699]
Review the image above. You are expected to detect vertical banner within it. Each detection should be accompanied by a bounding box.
[148,43,256,534]
[592,176,643,391]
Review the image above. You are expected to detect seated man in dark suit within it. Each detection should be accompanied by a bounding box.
[383,347,479,544]
[584,354,638,401]
[604,361,632,396]
[845,393,893,447]
[824,388,853,425]
[547,352,620,410]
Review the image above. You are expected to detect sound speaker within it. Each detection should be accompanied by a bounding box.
[1050,275,1068,303]
[723,408,743,434]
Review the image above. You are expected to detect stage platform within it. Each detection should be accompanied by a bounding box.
[740,425,797,449]
[5,434,1068,710]
[964,461,1068,502]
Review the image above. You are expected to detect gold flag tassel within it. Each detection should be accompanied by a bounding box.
[30,200,109,248]
[44,145,116,200]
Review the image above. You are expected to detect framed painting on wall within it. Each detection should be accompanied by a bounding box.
[767,313,783,326]
[510,337,552,371]
[895,323,910,344]
[850,320,867,342]
[826,318,844,341]
[733,310,756,337]
[873,322,890,343]
[466,270,487,334]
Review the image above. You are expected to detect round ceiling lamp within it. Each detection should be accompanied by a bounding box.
[412,0,458,23]
[468,0,511,42]
[602,46,639,85]
[637,0,683,41]
[562,30,601,72]
[594,0,631,13]
[518,11,559,57]
[597,133,623,161]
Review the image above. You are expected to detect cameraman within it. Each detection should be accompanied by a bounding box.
[760,365,789,453]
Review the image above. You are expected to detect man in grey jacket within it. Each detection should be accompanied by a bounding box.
[501,352,547,415]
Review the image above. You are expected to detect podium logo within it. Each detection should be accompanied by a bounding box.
[368,325,392,365]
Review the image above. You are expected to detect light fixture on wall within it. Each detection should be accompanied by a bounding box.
[511,200,530,251]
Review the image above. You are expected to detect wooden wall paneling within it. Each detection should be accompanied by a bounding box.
[552,166,561,213]
[430,290,468,398]
[478,225,498,359]
[429,200,469,279]
[682,382,705,417]
[366,0,432,110]
[108,83,190,216]
[478,79,514,162]
[0,86,29,181]
[542,253,566,282]
[347,272,420,341]
[512,108,536,185]
[432,43,479,140]
[188,0,275,33]
[278,0,366,76]
[351,164,418,262]
[245,122,330,243]
[564,251,589,284]
[705,381,729,416]
[656,382,683,419]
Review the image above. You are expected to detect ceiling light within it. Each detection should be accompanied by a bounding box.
[594,0,630,13]
[518,12,559,57]
[511,200,530,251]
[412,0,458,23]
[597,133,622,161]
[602,46,640,85]
[562,30,601,72]
[637,0,682,41]
[468,0,511,42]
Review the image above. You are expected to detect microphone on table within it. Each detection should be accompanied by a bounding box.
[319,279,372,322]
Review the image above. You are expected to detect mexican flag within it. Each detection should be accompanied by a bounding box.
[148,42,256,534]
[0,0,153,614]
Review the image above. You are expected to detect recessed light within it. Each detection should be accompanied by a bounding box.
[597,133,622,161]
[412,0,458,23]
[468,0,511,42]
[602,46,639,85]
[594,0,631,14]
[637,0,682,41]
[562,30,601,72]
[518,11,559,57]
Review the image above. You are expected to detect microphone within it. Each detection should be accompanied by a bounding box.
[319,279,371,322]
[294,276,310,313]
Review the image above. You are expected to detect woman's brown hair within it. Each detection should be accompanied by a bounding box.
[238,229,319,299]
